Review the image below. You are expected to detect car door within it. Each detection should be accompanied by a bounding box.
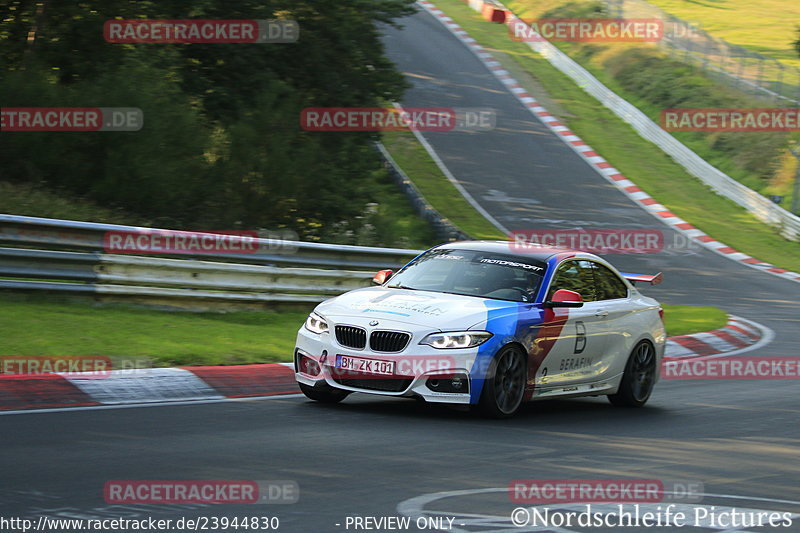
[587,260,633,380]
[535,260,609,389]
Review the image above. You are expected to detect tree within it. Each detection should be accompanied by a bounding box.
[0,0,417,237]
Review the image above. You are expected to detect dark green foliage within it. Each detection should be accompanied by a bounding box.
[0,0,426,245]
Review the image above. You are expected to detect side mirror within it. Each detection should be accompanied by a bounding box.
[373,269,393,285]
[544,289,584,308]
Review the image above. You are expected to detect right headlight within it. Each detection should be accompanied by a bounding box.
[304,312,329,334]
[419,331,492,349]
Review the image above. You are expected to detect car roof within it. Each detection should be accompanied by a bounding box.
[436,240,582,262]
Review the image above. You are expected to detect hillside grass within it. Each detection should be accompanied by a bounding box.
[429,0,800,273]
[0,293,312,367]
[0,294,723,367]
[646,0,800,67]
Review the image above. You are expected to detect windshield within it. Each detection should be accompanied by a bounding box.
[385,248,546,302]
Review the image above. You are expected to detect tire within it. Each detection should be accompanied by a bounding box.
[299,382,350,404]
[608,341,657,408]
[477,345,527,418]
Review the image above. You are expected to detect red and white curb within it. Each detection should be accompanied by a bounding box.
[664,315,771,360]
[0,363,299,412]
[0,316,771,412]
[416,0,800,285]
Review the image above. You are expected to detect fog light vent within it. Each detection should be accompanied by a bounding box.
[426,374,469,393]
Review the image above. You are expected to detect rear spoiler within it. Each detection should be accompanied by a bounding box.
[621,272,663,285]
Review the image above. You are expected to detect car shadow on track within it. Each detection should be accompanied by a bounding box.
[295,393,671,425]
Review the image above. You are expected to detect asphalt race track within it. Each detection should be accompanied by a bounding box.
[380,8,800,355]
[2,6,800,533]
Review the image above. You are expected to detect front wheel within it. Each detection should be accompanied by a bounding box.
[299,382,350,404]
[477,345,527,418]
[608,341,657,408]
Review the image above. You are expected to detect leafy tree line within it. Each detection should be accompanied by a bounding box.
[0,0,420,241]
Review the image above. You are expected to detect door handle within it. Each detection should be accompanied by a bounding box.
[594,310,609,317]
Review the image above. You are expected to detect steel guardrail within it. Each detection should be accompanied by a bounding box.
[0,215,424,304]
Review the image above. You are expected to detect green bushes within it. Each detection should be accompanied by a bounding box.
[597,47,787,187]
[509,0,796,197]
[0,0,434,247]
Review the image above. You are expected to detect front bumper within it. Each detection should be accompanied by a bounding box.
[294,326,477,404]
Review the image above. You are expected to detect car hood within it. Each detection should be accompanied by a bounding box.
[315,286,527,330]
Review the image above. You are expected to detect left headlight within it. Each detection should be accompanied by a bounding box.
[304,312,329,334]
[419,331,492,349]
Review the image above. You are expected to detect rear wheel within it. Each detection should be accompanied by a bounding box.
[299,382,350,404]
[608,341,657,407]
[478,345,527,418]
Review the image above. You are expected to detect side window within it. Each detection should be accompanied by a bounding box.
[590,262,628,300]
[547,260,596,302]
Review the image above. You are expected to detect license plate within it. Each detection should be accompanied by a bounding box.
[335,355,395,376]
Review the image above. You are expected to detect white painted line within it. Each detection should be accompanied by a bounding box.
[663,314,770,359]
[399,487,800,533]
[690,331,738,351]
[65,367,223,405]
[689,315,775,359]
[723,328,755,345]
[395,104,510,235]
[664,340,695,358]
[0,394,306,416]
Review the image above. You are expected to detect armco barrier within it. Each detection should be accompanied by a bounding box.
[467,0,485,13]
[0,214,419,269]
[0,215,422,305]
[377,142,470,242]
[462,1,800,240]
[0,247,372,293]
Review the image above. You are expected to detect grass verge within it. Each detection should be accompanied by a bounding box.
[381,131,505,240]
[662,304,728,337]
[429,0,800,272]
[0,293,313,367]
[645,0,800,68]
[0,294,725,366]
